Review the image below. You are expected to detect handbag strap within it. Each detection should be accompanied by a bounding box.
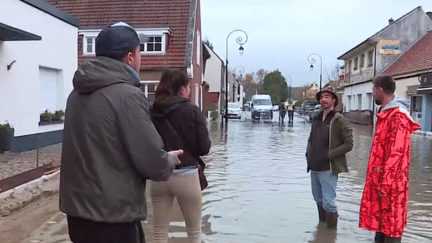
[164,118,205,168]
[164,118,184,148]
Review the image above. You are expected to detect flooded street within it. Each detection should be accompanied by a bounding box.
[200,113,432,243]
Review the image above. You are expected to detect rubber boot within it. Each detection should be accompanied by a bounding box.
[317,204,326,222]
[326,211,338,230]
[375,232,385,243]
[384,236,401,243]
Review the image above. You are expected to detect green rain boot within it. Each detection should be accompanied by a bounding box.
[326,211,338,230]
[317,204,326,222]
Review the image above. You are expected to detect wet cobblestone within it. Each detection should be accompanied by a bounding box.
[0,143,62,180]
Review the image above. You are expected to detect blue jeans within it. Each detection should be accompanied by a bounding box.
[310,170,338,213]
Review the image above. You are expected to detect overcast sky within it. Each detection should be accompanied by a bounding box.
[201,0,432,87]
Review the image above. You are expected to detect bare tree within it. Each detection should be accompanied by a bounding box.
[203,37,213,50]
[324,63,341,82]
[254,69,269,85]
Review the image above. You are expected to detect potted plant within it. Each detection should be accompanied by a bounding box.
[0,121,14,153]
[52,110,65,121]
[40,110,52,122]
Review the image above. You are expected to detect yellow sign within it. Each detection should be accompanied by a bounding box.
[378,40,400,55]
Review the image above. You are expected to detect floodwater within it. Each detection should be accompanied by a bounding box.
[199,112,432,243]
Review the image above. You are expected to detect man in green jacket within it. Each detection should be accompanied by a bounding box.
[60,22,182,243]
[306,86,353,230]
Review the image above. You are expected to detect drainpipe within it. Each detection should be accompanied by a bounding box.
[366,42,378,130]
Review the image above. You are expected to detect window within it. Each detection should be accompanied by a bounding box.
[137,28,171,54]
[368,50,374,67]
[80,28,171,56]
[358,94,362,110]
[347,95,352,111]
[81,30,99,55]
[360,54,364,68]
[347,60,352,73]
[195,83,199,106]
[140,36,163,53]
[366,93,373,110]
[196,31,201,66]
[86,37,95,54]
[38,66,64,124]
[353,57,358,70]
[140,81,158,103]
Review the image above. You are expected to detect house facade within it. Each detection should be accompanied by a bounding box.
[203,42,224,114]
[0,0,79,152]
[45,0,205,109]
[381,30,432,132]
[338,6,432,125]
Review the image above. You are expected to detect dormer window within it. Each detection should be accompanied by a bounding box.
[140,36,163,53]
[137,28,171,55]
[85,37,96,54]
[81,30,99,55]
[80,28,171,56]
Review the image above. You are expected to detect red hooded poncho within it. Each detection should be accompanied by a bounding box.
[359,100,420,238]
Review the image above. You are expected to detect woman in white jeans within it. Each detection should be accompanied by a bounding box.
[150,69,211,243]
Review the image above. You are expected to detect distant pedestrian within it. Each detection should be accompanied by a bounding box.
[150,69,211,243]
[306,86,353,230]
[279,102,286,122]
[287,104,294,123]
[359,76,420,242]
[60,22,181,243]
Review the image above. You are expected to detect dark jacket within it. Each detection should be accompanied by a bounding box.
[306,111,353,174]
[60,57,175,223]
[151,97,211,168]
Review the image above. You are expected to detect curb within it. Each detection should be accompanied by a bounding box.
[413,130,432,138]
[0,171,60,217]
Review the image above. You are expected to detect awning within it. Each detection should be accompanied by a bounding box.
[0,22,41,41]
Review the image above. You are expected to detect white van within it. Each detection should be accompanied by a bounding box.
[251,94,273,120]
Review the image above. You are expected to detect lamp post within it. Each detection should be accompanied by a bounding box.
[224,29,248,125]
[286,75,291,103]
[308,53,323,91]
[233,66,245,103]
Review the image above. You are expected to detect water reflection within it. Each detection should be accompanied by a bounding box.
[201,118,432,242]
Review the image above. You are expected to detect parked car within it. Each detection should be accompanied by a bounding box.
[251,94,273,120]
[224,102,242,119]
[308,104,322,121]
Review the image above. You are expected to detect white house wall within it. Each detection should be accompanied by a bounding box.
[0,0,77,136]
[395,77,417,98]
[341,82,374,112]
[203,46,223,93]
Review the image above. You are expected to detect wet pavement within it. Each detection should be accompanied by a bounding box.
[3,111,432,242]
[199,112,432,242]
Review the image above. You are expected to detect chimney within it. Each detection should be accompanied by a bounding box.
[388,18,394,25]
[427,12,432,21]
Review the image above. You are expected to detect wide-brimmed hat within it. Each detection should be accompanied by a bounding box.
[316,86,339,107]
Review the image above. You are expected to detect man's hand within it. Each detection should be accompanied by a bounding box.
[168,149,183,165]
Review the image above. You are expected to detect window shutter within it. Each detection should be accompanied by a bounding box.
[38,67,58,112]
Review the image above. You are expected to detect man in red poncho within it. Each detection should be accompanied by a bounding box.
[359,76,420,243]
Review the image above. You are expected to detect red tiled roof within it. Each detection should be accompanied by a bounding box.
[382,30,432,77]
[44,0,193,69]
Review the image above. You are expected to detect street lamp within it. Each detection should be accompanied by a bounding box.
[308,53,323,91]
[233,66,245,103]
[233,66,245,77]
[286,75,291,103]
[225,29,248,125]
